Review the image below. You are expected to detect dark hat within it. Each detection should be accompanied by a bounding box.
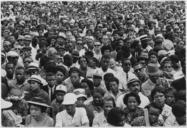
[27,97,50,108]
[22,46,32,51]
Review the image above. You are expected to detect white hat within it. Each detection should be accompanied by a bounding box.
[55,85,67,93]
[7,51,19,57]
[73,88,87,99]
[28,75,43,85]
[27,62,39,70]
[62,93,77,105]
[1,98,12,109]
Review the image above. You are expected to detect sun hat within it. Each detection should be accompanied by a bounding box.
[28,75,43,85]
[146,63,162,76]
[1,98,12,109]
[62,93,77,105]
[73,88,87,99]
[27,97,50,108]
[55,84,67,93]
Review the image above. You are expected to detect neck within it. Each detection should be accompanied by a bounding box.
[7,74,13,79]
[17,78,25,84]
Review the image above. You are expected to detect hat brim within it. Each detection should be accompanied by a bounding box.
[146,69,162,76]
[28,79,42,85]
[62,100,77,105]
[27,101,51,108]
[1,99,12,109]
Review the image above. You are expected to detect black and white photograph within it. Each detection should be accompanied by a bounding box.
[1,1,186,127]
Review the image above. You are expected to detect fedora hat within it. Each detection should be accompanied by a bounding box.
[146,63,162,76]
[27,97,50,108]
[28,75,43,85]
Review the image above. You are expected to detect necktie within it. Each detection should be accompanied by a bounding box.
[126,72,128,80]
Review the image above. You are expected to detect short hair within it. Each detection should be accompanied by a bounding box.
[46,72,56,77]
[108,77,119,85]
[101,54,110,61]
[81,79,94,91]
[101,45,112,55]
[123,92,141,105]
[78,56,88,64]
[151,86,165,100]
[93,88,105,97]
[103,73,114,81]
[107,107,125,126]
[165,87,177,96]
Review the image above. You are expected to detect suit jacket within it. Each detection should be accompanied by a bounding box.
[42,85,57,102]
[171,77,186,92]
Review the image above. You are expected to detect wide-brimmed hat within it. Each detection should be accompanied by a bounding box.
[28,75,43,85]
[7,51,19,57]
[146,63,162,76]
[62,93,77,105]
[1,98,12,109]
[27,97,50,108]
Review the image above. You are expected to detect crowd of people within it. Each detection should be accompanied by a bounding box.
[1,1,186,127]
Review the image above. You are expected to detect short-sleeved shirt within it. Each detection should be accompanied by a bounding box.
[55,107,89,127]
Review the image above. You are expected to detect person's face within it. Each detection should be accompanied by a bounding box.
[109,81,118,93]
[93,77,102,87]
[6,63,14,75]
[93,93,103,106]
[30,105,42,120]
[103,50,111,56]
[56,71,65,83]
[165,91,175,107]
[65,104,76,115]
[153,92,165,108]
[127,96,138,110]
[3,30,10,38]
[122,59,131,73]
[56,92,65,102]
[103,100,114,115]
[87,40,94,49]
[24,40,31,47]
[149,55,158,63]
[3,41,12,52]
[149,106,161,125]
[79,57,87,68]
[109,59,116,69]
[101,36,110,46]
[9,36,16,43]
[46,75,56,87]
[70,72,80,84]
[178,41,185,49]
[77,40,83,49]
[163,62,172,73]
[30,81,40,92]
[101,58,110,70]
[88,59,96,68]
[113,34,119,40]
[128,82,140,94]
[15,69,25,81]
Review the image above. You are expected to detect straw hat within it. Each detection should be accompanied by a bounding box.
[55,84,67,93]
[27,97,50,108]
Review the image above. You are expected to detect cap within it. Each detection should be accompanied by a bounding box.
[55,84,67,93]
[127,77,141,87]
[73,88,87,99]
[62,93,77,105]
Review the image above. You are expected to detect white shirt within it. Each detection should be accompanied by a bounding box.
[55,108,89,127]
[116,92,150,109]
[116,71,137,90]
